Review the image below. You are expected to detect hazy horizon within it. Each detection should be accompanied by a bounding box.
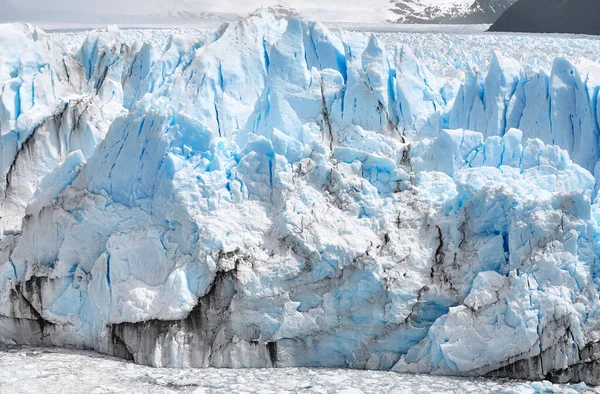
[0,0,391,25]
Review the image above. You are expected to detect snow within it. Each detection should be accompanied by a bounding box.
[414,0,474,9]
[2,9,600,387]
[0,347,596,394]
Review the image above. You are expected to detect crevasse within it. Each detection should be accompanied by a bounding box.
[1,11,600,385]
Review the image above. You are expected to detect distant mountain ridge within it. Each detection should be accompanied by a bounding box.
[389,0,517,24]
[489,0,600,35]
[2,0,516,26]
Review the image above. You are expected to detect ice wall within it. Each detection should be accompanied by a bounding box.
[447,52,600,177]
[1,12,600,385]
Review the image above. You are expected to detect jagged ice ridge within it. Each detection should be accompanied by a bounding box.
[2,11,600,385]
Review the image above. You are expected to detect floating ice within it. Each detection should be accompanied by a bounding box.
[1,347,595,394]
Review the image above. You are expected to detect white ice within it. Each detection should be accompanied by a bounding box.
[2,9,600,387]
[0,347,596,394]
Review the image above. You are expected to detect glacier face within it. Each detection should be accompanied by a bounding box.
[1,12,600,385]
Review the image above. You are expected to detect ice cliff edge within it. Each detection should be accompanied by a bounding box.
[1,12,600,385]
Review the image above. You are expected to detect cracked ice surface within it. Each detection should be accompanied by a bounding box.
[51,27,600,79]
[0,347,596,394]
[3,9,600,386]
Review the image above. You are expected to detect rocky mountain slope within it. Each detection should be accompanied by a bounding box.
[489,0,600,35]
[389,0,517,24]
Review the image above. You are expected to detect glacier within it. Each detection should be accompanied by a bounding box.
[2,11,600,386]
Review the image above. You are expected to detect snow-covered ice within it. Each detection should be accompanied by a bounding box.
[0,347,596,394]
[50,26,600,78]
[374,30,600,78]
[50,28,213,55]
[3,9,600,387]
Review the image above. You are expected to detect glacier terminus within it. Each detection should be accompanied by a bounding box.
[2,10,600,387]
